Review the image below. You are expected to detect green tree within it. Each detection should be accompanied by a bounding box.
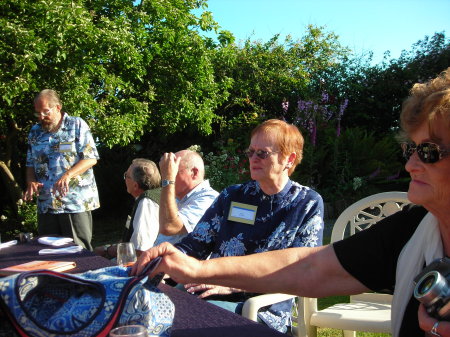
[206,25,349,147]
[0,0,229,223]
[327,32,450,136]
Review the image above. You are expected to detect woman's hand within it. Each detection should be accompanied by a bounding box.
[418,303,450,336]
[184,284,242,299]
[130,242,203,285]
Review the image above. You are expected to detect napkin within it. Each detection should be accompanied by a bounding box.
[0,240,17,250]
[38,245,83,255]
[38,237,74,246]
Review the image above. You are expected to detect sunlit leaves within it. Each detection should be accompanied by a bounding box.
[0,0,228,149]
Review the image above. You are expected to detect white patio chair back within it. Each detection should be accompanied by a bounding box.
[297,191,410,337]
[331,191,410,242]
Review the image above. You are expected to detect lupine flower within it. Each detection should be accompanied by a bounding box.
[386,170,401,180]
[338,99,349,119]
[368,167,381,179]
[294,94,349,143]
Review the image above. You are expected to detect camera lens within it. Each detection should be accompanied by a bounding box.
[417,274,437,296]
[414,271,448,307]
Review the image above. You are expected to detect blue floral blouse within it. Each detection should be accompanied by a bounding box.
[176,179,324,332]
[26,113,100,214]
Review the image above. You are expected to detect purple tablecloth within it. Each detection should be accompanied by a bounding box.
[160,284,286,337]
[0,239,115,272]
[0,240,286,337]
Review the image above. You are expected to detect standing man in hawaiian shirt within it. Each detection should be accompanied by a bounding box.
[24,89,100,250]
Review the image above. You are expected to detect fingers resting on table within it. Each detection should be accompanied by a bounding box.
[185,284,239,299]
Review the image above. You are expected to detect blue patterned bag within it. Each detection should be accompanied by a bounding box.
[0,265,174,337]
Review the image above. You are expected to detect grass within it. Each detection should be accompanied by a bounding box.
[92,213,125,247]
[92,216,392,336]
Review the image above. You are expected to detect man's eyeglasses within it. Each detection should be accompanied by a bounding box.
[123,172,131,180]
[401,142,450,164]
[245,149,279,159]
[34,107,54,118]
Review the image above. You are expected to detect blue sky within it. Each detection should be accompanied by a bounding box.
[199,0,450,64]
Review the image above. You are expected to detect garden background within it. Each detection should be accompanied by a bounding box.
[1,0,450,241]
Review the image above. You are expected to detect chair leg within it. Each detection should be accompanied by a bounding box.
[343,330,356,337]
[309,326,318,337]
[297,297,318,337]
[294,324,318,337]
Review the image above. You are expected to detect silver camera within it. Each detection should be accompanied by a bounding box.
[414,257,450,320]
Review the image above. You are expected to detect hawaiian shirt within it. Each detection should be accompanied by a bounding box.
[26,113,100,214]
[176,179,324,332]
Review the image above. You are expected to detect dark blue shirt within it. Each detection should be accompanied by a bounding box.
[176,179,324,332]
[177,179,324,258]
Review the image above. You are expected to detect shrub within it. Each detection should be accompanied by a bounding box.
[1,200,38,241]
[189,143,251,192]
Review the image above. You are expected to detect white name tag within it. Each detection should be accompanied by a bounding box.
[59,141,73,152]
[228,202,257,225]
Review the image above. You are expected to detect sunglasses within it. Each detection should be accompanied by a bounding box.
[245,149,279,159]
[401,142,450,164]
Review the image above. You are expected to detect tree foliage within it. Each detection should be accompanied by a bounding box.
[0,0,229,150]
[0,0,229,223]
[207,25,349,146]
[1,0,449,231]
[326,32,450,135]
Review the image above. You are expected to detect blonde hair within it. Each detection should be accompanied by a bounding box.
[400,67,450,141]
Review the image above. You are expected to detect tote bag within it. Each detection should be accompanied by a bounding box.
[0,265,174,337]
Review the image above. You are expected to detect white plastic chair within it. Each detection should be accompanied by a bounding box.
[242,293,297,322]
[297,191,410,337]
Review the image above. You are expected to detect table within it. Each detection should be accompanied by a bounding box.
[0,239,115,272]
[0,240,286,337]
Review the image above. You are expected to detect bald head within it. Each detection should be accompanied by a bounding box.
[176,150,205,180]
[173,150,205,199]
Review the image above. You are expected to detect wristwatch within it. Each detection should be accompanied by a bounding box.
[103,244,112,258]
[161,180,175,188]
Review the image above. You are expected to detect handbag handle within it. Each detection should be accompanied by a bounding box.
[139,256,164,287]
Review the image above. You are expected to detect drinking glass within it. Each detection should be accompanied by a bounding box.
[109,325,147,337]
[116,242,137,267]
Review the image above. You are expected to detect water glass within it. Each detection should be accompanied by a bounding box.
[117,242,137,267]
[109,325,148,337]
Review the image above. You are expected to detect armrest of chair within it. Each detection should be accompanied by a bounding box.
[241,293,296,322]
[351,293,392,304]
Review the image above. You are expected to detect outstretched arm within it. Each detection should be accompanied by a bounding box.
[131,242,369,298]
